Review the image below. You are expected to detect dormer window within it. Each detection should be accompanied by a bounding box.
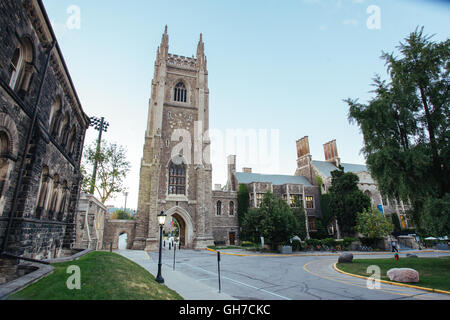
[174,81,187,103]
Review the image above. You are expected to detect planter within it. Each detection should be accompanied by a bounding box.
[280,246,292,254]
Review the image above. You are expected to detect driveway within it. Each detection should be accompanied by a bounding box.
[119,248,450,300]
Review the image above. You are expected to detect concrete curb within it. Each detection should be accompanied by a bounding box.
[205,247,444,258]
[333,262,450,296]
[0,263,54,300]
[43,248,92,263]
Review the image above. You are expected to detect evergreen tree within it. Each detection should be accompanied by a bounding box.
[347,27,449,233]
[328,170,371,236]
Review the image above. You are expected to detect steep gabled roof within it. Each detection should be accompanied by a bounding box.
[312,160,368,179]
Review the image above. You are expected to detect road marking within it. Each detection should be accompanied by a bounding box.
[145,251,151,260]
[181,262,291,300]
[302,260,431,300]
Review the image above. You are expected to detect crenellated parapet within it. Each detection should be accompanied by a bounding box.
[167,54,198,70]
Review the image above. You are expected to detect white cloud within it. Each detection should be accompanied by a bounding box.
[342,19,359,26]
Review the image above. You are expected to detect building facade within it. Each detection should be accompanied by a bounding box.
[132,27,215,250]
[295,136,411,236]
[0,0,89,268]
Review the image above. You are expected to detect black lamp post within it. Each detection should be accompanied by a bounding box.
[155,211,167,284]
[89,116,109,194]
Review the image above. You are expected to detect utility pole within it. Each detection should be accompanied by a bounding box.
[123,191,128,211]
[89,116,109,195]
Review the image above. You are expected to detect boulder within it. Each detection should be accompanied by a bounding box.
[338,252,353,263]
[406,253,418,258]
[387,268,419,283]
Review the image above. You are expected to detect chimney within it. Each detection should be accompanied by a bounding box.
[296,136,311,159]
[242,168,252,173]
[227,155,237,191]
[295,136,314,184]
[323,140,341,168]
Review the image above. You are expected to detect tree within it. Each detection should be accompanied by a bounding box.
[237,184,250,226]
[241,207,265,244]
[291,197,307,240]
[111,209,135,220]
[258,192,299,250]
[356,206,394,239]
[347,27,449,232]
[421,194,450,237]
[328,170,371,236]
[81,140,131,204]
[391,212,402,233]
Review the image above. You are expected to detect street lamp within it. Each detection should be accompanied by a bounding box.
[155,211,167,284]
[89,116,109,195]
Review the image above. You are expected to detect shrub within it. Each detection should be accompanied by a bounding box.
[306,239,321,247]
[292,239,302,251]
[322,238,336,248]
[241,241,254,247]
[343,237,357,248]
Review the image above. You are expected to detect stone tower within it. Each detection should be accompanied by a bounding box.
[132,27,215,250]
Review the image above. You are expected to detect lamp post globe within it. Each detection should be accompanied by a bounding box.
[155,211,167,284]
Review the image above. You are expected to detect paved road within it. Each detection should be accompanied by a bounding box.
[119,248,450,300]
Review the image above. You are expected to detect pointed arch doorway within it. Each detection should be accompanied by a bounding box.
[165,206,194,248]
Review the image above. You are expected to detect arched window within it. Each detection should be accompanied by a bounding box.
[59,113,70,145]
[35,166,50,219]
[56,181,69,221]
[216,201,222,216]
[49,97,61,131]
[47,174,60,220]
[0,132,11,198]
[168,162,186,195]
[173,81,187,103]
[229,201,234,216]
[67,127,77,156]
[9,37,33,93]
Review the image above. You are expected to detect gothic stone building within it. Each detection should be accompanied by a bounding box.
[295,136,411,237]
[0,0,89,277]
[133,27,215,250]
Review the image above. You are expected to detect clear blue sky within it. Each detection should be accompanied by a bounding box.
[42,0,450,209]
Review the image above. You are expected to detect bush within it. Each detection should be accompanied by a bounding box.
[322,238,336,248]
[306,239,321,247]
[359,237,381,247]
[343,237,357,248]
[241,241,254,247]
[292,239,302,251]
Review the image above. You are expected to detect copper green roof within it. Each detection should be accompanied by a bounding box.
[236,172,313,186]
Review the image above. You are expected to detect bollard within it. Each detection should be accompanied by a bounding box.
[173,243,176,271]
[169,242,171,250]
[217,251,221,293]
[110,242,113,252]
[163,240,165,247]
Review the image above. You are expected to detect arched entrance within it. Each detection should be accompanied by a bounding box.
[165,206,194,248]
[118,232,128,250]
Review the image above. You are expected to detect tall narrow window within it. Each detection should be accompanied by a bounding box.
[9,48,23,90]
[216,201,222,216]
[168,162,186,195]
[229,201,234,216]
[36,166,50,219]
[0,132,11,198]
[9,38,34,93]
[174,82,187,102]
[305,196,314,209]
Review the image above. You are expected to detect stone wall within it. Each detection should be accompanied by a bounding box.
[0,0,89,264]
[75,193,107,250]
[212,190,239,245]
[103,219,136,250]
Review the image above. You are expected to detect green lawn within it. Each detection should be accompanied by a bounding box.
[9,251,183,300]
[337,257,450,292]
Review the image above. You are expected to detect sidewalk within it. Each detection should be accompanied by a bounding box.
[118,249,236,300]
